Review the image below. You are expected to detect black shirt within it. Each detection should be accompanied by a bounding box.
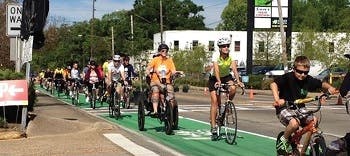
[274,72,322,114]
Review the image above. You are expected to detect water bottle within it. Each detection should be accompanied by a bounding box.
[161,69,166,84]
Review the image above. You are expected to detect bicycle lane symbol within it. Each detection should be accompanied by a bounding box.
[175,129,211,140]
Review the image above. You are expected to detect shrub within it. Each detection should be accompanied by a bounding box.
[182,84,190,93]
[261,78,274,90]
[0,117,7,128]
[246,74,265,89]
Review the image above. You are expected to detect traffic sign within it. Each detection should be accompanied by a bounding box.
[6,4,22,37]
[0,80,28,106]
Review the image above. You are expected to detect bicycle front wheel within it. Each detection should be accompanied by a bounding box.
[309,134,327,156]
[346,99,349,114]
[138,99,145,131]
[164,101,174,135]
[224,101,237,144]
[113,92,121,118]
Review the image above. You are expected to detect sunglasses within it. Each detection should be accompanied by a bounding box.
[113,60,120,62]
[294,68,309,75]
[219,44,230,48]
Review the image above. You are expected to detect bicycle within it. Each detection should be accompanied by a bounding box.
[138,71,184,135]
[108,80,122,119]
[88,82,98,109]
[276,93,330,156]
[71,78,81,106]
[212,82,245,144]
[122,83,133,109]
[55,78,64,97]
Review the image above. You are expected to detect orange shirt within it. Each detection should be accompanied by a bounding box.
[148,56,176,84]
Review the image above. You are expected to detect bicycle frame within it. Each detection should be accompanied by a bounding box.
[276,93,329,155]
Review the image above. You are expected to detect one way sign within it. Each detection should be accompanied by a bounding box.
[6,4,22,37]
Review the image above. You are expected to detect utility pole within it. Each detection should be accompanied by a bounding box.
[160,0,163,44]
[90,0,96,60]
[131,14,134,53]
[111,26,114,56]
[277,0,288,72]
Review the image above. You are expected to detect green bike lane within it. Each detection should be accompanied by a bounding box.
[37,86,276,155]
[102,113,276,156]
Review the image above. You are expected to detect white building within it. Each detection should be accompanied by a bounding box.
[153,30,350,67]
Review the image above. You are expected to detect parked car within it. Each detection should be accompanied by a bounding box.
[315,67,347,82]
[252,65,274,75]
[265,60,325,78]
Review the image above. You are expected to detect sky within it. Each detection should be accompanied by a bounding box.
[48,0,229,29]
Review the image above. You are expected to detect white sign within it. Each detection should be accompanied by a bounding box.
[255,7,271,17]
[22,36,33,63]
[6,4,22,36]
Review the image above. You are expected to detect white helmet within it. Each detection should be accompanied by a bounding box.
[217,37,231,46]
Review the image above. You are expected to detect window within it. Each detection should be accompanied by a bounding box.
[174,40,179,51]
[329,42,334,53]
[193,40,198,47]
[208,41,215,51]
[258,41,265,52]
[234,41,240,52]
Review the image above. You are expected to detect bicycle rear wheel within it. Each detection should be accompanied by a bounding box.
[224,101,237,144]
[309,134,327,156]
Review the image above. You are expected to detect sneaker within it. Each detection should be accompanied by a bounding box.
[150,112,158,118]
[85,97,89,103]
[277,136,292,153]
[211,127,218,141]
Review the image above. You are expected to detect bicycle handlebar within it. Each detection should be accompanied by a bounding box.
[285,92,330,114]
[215,83,245,96]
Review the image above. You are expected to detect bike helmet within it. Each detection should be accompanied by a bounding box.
[217,37,231,46]
[158,43,169,52]
[344,53,350,59]
[90,60,97,66]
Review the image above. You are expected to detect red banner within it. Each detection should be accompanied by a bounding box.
[0,80,28,106]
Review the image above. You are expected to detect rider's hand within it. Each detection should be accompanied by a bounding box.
[273,99,285,107]
[214,81,221,88]
[237,81,245,88]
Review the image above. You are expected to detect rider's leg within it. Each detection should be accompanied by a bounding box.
[166,84,176,107]
[301,116,317,155]
[150,83,160,114]
[210,91,219,128]
[228,85,237,101]
[284,118,299,140]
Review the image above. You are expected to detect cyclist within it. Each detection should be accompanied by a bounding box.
[84,60,103,103]
[123,56,136,84]
[107,55,127,100]
[69,62,81,96]
[54,66,65,92]
[145,43,181,116]
[43,68,53,90]
[270,55,337,155]
[209,37,244,140]
[340,53,350,97]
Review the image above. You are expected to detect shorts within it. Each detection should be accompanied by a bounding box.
[150,81,174,100]
[208,75,234,92]
[87,82,101,92]
[277,108,314,127]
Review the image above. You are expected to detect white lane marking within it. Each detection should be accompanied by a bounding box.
[182,117,277,140]
[104,133,159,156]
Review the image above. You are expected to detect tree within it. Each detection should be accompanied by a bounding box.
[217,0,247,31]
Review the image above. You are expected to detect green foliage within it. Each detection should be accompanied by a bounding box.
[0,69,24,80]
[182,84,190,93]
[261,78,274,90]
[0,117,7,128]
[246,74,265,89]
[217,0,247,31]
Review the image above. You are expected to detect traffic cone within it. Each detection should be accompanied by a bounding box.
[337,95,343,105]
[249,87,254,100]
